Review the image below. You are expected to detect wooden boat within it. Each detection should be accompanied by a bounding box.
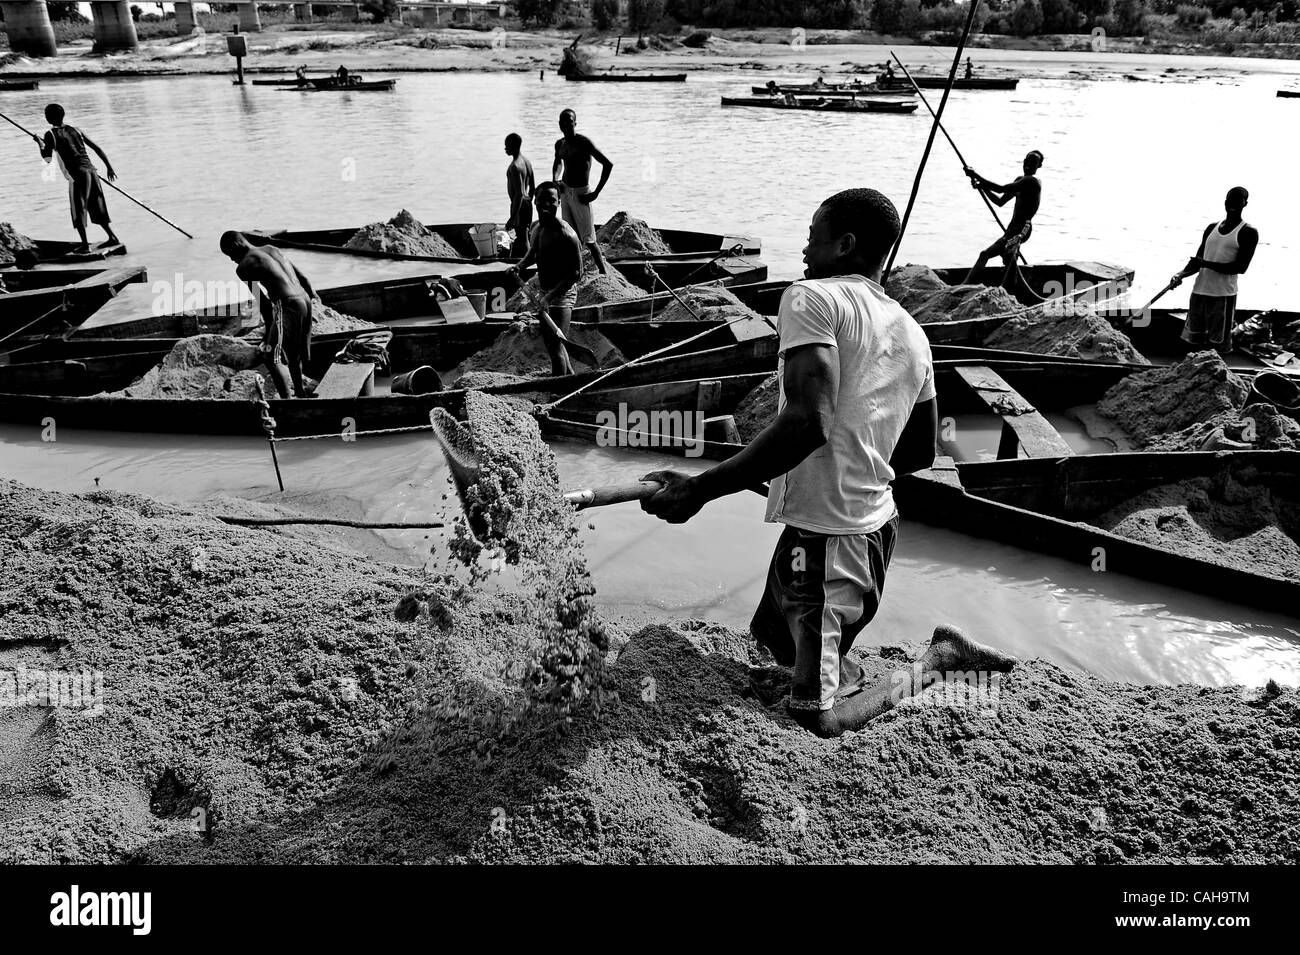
[721,96,918,114]
[0,239,129,267]
[252,76,317,87]
[0,337,779,437]
[250,223,765,292]
[565,73,686,82]
[302,78,396,92]
[876,77,1018,91]
[0,266,148,339]
[1277,90,1300,98]
[749,84,910,98]
[0,80,40,92]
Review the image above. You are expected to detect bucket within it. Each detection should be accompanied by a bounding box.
[391,366,442,396]
[469,223,500,259]
[1249,370,1300,414]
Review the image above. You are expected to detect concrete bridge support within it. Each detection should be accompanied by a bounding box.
[175,1,197,34]
[238,2,263,32]
[294,3,313,22]
[0,1,58,57]
[90,1,140,53]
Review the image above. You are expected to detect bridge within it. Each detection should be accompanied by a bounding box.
[0,1,510,57]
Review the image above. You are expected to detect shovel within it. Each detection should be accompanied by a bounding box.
[515,277,600,369]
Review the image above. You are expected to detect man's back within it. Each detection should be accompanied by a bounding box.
[45,125,94,173]
[766,275,935,535]
[1010,174,1041,228]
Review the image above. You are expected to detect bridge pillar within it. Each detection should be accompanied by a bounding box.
[0,2,59,57]
[294,3,312,22]
[90,1,140,53]
[420,5,441,27]
[238,2,262,32]
[175,1,197,34]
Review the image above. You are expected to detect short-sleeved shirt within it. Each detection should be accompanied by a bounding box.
[764,274,935,536]
[43,126,95,174]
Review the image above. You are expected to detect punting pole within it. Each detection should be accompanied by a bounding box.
[890,51,1027,268]
[883,0,985,283]
[253,379,286,492]
[0,111,195,240]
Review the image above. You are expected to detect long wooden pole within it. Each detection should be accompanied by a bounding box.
[883,0,983,282]
[891,51,1026,267]
[0,111,194,240]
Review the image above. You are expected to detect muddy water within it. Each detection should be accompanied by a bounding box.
[1,425,1296,689]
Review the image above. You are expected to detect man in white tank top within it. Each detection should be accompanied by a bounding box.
[1170,187,1259,354]
[638,189,1015,737]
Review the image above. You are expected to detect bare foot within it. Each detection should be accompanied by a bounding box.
[920,625,1018,674]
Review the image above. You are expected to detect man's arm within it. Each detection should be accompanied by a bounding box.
[552,141,564,182]
[889,398,938,476]
[292,262,315,300]
[38,130,54,160]
[641,344,838,523]
[585,140,613,201]
[1196,225,1259,275]
[80,133,116,180]
[1173,224,1215,282]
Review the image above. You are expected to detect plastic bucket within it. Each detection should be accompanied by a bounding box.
[469,223,499,259]
[1249,370,1300,414]
[391,366,442,396]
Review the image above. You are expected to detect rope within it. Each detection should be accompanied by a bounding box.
[271,423,435,442]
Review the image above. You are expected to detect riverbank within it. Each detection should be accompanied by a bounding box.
[4,25,1300,81]
[2,477,1297,864]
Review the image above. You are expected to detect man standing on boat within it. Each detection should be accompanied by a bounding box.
[962,149,1043,284]
[553,108,613,276]
[220,231,316,400]
[1169,186,1258,355]
[638,188,946,738]
[34,104,120,254]
[504,133,535,259]
[512,182,584,377]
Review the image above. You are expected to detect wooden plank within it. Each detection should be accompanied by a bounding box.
[314,362,375,399]
[953,364,1074,459]
[436,298,482,325]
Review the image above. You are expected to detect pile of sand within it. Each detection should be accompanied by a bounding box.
[1145,402,1300,453]
[98,335,276,401]
[984,310,1148,364]
[1094,352,1251,448]
[345,210,463,259]
[505,269,643,311]
[596,212,672,259]
[733,373,779,443]
[884,264,1020,324]
[241,298,380,343]
[1097,469,1300,583]
[455,321,625,382]
[0,222,37,266]
[654,281,762,323]
[5,477,1298,864]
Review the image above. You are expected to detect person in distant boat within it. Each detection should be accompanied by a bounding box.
[295,65,309,86]
[220,231,316,400]
[511,182,584,377]
[552,108,613,276]
[638,188,963,738]
[882,62,896,82]
[766,79,781,98]
[813,74,827,89]
[962,149,1043,283]
[965,57,975,79]
[1169,187,1258,355]
[35,103,120,254]
[504,132,535,258]
[336,65,351,86]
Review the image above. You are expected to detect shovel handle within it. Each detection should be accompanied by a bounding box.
[565,481,664,510]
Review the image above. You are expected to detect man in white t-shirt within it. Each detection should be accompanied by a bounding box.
[641,189,969,736]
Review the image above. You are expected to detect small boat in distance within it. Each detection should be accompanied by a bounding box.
[301,78,397,92]
[1278,90,1300,98]
[565,73,687,82]
[721,96,918,114]
[0,79,40,92]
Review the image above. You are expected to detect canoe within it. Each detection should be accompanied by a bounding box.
[565,73,686,82]
[0,336,779,437]
[1277,90,1300,98]
[750,85,912,98]
[721,97,919,114]
[252,77,317,87]
[0,80,40,92]
[0,239,129,268]
[249,223,766,292]
[0,266,148,339]
[302,78,396,92]
[766,77,1018,93]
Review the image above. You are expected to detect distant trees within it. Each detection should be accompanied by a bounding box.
[628,0,667,33]
[591,0,620,30]
[516,0,566,25]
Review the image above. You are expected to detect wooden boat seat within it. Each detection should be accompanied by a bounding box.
[314,361,375,399]
[953,364,1074,459]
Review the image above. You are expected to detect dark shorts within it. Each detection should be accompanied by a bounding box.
[1183,293,1235,354]
[982,221,1032,262]
[750,517,899,712]
[69,168,110,229]
[261,296,312,365]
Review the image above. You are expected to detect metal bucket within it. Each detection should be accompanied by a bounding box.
[1249,370,1300,414]
[391,366,442,396]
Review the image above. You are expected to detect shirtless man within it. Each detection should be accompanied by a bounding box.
[552,108,613,275]
[1169,186,1259,355]
[512,182,584,377]
[963,149,1043,284]
[504,132,535,259]
[220,231,316,399]
[35,103,120,254]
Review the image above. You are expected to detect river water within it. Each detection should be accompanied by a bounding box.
[2,62,1299,687]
